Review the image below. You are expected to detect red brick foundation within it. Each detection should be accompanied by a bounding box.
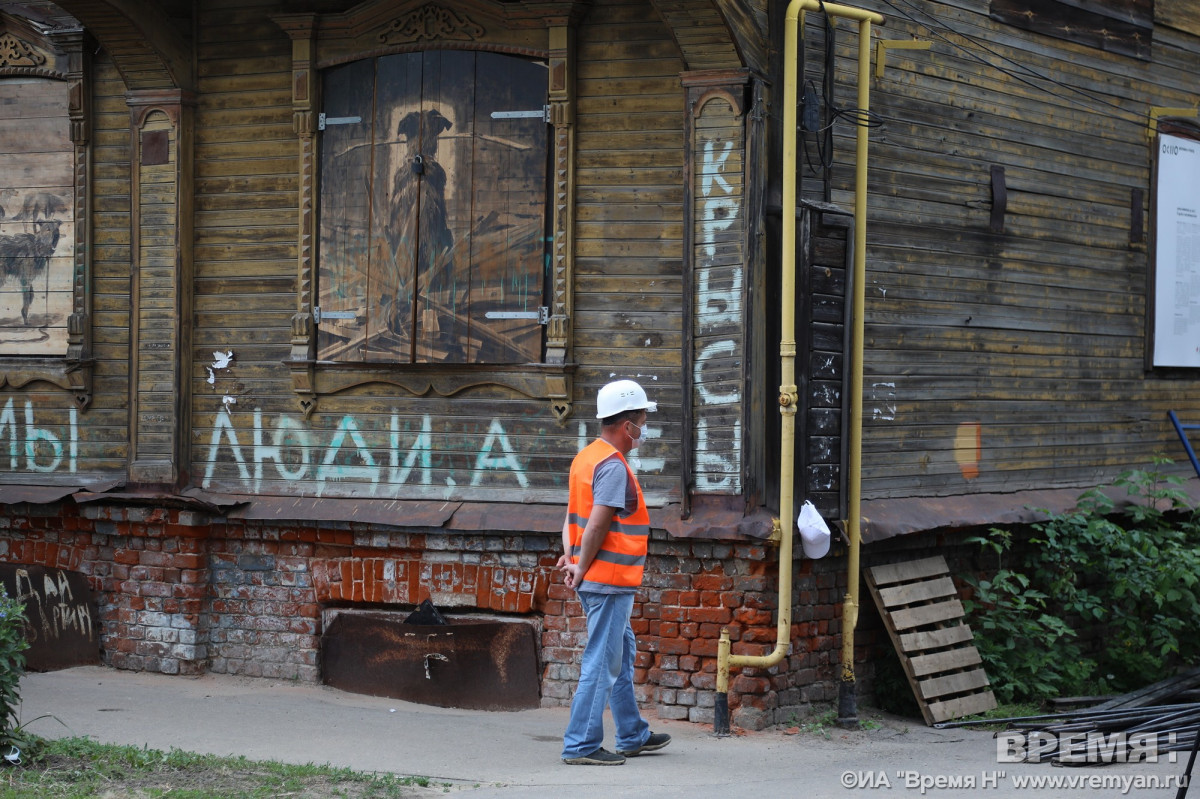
[0,498,861,730]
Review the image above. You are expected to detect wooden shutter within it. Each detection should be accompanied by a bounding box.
[317,59,375,361]
[464,52,548,364]
[371,52,423,362]
[319,51,547,365]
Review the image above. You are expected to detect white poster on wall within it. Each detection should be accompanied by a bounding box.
[1154,133,1200,367]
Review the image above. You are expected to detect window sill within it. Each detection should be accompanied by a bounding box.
[0,357,92,410]
[285,359,575,420]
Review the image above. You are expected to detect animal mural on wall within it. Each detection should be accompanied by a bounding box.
[316,50,549,365]
[0,74,74,355]
[0,194,65,338]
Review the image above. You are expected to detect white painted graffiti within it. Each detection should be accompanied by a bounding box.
[0,399,77,473]
[203,409,664,496]
[693,129,742,492]
[14,567,93,643]
[575,420,665,476]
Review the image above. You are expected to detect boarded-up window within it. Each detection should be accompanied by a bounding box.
[317,50,548,365]
[0,77,73,355]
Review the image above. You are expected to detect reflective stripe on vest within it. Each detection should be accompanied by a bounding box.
[567,438,651,589]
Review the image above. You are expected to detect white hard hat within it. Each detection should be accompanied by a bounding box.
[595,379,657,419]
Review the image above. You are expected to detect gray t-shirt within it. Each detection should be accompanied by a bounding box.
[592,456,636,517]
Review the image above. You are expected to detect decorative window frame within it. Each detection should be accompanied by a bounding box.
[273,0,584,421]
[0,13,93,410]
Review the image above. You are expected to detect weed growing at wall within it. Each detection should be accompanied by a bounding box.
[962,459,1200,704]
[0,586,29,759]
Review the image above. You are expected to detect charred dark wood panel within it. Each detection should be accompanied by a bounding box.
[0,564,100,671]
[990,0,1152,60]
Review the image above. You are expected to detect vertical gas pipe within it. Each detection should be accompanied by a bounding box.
[838,4,880,728]
[714,0,881,736]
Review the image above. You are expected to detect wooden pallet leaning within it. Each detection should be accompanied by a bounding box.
[865,556,997,725]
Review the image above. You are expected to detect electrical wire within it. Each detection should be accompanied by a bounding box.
[832,106,885,129]
[801,79,834,176]
[873,0,1152,134]
[800,3,885,180]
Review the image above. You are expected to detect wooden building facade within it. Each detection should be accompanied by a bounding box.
[0,0,1198,729]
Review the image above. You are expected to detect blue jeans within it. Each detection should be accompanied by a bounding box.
[561,590,650,758]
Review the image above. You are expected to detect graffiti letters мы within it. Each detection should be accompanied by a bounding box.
[0,398,77,473]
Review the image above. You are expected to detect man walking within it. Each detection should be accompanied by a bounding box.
[559,379,672,766]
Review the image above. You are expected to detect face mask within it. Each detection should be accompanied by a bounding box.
[628,422,647,444]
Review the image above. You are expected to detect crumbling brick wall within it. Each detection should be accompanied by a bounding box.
[0,499,866,730]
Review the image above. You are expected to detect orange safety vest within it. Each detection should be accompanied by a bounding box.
[567,438,651,591]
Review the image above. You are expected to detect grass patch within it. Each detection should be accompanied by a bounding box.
[0,736,449,798]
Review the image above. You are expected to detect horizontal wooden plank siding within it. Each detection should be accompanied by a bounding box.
[565,0,686,502]
[809,0,1200,501]
[188,0,686,504]
[0,53,131,480]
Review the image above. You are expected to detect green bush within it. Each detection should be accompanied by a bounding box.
[0,586,29,758]
[962,459,1200,704]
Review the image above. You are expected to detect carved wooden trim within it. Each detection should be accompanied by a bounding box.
[680,68,751,513]
[0,30,40,63]
[378,5,485,43]
[545,25,574,365]
[273,5,580,419]
[286,360,574,421]
[56,26,91,400]
[126,88,196,485]
[0,358,92,408]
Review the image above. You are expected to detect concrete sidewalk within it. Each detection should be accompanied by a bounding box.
[17,666,1196,798]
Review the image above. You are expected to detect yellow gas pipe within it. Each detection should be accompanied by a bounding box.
[715,0,881,735]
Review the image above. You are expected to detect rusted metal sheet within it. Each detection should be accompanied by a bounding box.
[225,496,459,527]
[73,490,227,513]
[446,501,562,533]
[656,495,776,540]
[0,564,99,671]
[321,611,540,711]
[0,485,82,505]
[860,477,1200,543]
[0,480,119,505]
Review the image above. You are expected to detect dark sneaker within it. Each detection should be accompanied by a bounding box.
[563,747,626,766]
[618,732,672,756]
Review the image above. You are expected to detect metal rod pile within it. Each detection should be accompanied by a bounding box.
[935,668,1200,763]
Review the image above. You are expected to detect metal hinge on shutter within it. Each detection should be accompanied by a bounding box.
[313,306,357,324]
[491,105,551,123]
[317,113,363,131]
[485,307,549,324]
